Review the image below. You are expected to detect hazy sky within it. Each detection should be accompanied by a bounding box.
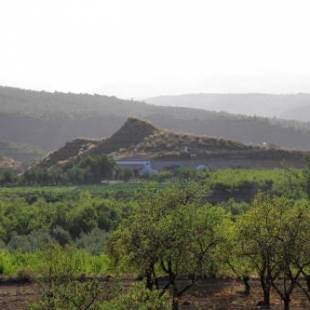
[1,0,310,98]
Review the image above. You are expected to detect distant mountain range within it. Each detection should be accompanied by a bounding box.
[146,93,310,121]
[2,86,310,162]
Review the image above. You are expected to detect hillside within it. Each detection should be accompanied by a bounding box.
[0,155,21,170]
[0,139,46,162]
[41,118,309,170]
[40,138,100,168]
[3,86,310,157]
[146,93,310,121]
[281,104,310,122]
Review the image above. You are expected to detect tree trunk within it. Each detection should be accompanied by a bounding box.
[259,273,271,307]
[242,275,251,295]
[172,297,179,310]
[283,298,290,310]
[263,288,270,307]
[145,270,153,290]
[305,275,310,292]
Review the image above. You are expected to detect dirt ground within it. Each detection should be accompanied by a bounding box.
[179,279,310,309]
[0,279,309,309]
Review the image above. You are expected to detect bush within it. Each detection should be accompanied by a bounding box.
[30,246,102,309]
[100,283,170,310]
[51,226,72,246]
[77,228,109,255]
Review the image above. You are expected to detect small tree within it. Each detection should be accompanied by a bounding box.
[30,245,101,310]
[270,201,310,310]
[220,218,252,295]
[237,196,310,309]
[116,168,134,181]
[237,196,284,307]
[78,154,115,183]
[108,183,223,310]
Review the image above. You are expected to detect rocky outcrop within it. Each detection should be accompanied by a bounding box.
[0,156,21,170]
[37,117,310,170]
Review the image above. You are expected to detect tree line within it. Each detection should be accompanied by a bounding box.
[108,184,310,309]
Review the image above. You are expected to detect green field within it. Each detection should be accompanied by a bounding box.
[0,167,309,309]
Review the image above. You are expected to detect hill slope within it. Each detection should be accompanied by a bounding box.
[0,156,21,170]
[0,139,46,162]
[2,86,310,156]
[41,118,309,170]
[146,93,310,121]
[281,104,310,122]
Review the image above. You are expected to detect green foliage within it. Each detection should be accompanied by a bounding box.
[108,183,225,308]
[20,154,115,186]
[100,283,170,310]
[0,168,18,185]
[1,167,310,308]
[236,195,310,307]
[29,245,103,310]
[0,245,110,277]
[76,154,115,183]
[115,168,134,181]
[0,190,124,248]
[77,228,109,255]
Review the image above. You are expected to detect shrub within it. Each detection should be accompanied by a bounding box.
[100,283,170,310]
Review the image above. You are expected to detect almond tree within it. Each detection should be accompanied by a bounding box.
[270,201,310,310]
[237,196,287,307]
[237,196,310,309]
[107,183,224,310]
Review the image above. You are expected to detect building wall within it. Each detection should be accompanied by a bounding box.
[151,157,304,170]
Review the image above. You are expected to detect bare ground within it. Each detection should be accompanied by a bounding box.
[0,279,309,309]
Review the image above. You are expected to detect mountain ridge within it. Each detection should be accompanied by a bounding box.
[2,86,310,159]
[146,93,310,121]
[40,118,310,171]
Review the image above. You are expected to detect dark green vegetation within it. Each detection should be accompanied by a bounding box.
[23,154,115,185]
[1,166,310,309]
[3,86,310,162]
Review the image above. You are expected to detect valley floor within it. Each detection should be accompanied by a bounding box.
[0,279,309,309]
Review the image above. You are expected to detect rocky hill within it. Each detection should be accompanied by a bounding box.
[0,155,21,170]
[40,118,310,170]
[3,86,310,158]
[40,138,100,168]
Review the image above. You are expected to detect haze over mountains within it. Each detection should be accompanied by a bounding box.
[146,93,310,121]
[2,86,310,162]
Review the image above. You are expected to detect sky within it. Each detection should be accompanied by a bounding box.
[1,0,310,98]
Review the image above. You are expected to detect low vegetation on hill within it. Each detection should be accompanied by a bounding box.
[40,138,100,168]
[93,117,158,156]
